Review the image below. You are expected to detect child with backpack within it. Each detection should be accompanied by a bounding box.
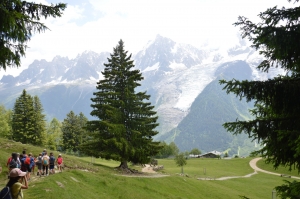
[19,154,27,173]
[24,153,35,181]
[42,152,49,176]
[56,154,63,173]
[49,153,56,174]
[31,156,36,174]
[8,153,20,170]
[35,153,43,177]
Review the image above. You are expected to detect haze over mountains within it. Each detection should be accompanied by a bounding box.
[0,35,285,156]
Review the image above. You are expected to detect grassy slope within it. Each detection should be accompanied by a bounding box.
[0,138,299,199]
[256,158,300,177]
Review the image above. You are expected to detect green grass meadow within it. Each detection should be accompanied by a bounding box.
[0,138,299,199]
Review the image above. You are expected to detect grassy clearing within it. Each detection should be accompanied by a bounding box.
[0,138,299,199]
[256,158,300,177]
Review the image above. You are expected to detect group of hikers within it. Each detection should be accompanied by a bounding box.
[1,149,64,199]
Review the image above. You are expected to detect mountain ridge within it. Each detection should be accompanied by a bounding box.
[0,35,284,153]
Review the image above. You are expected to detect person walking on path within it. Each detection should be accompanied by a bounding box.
[7,153,19,169]
[25,153,34,181]
[6,168,28,198]
[19,154,26,173]
[42,152,50,176]
[56,154,63,173]
[41,149,47,157]
[35,153,43,177]
[49,153,56,174]
[7,152,19,179]
[16,153,21,168]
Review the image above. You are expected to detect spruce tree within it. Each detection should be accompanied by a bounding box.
[82,40,161,169]
[78,112,88,146]
[0,0,66,70]
[220,1,300,196]
[12,90,35,144]
[32,95,46,145]
[61,111,86,152]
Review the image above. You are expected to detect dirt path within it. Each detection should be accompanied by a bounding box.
[197,171,258,181]
[116,164,169,178]
[249,157,300,180]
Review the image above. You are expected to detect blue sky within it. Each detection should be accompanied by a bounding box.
[0,0,294,77]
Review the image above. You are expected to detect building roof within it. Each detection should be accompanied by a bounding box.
[199,150,222,157]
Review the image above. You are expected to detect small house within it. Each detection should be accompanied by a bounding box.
[198,150,222,158]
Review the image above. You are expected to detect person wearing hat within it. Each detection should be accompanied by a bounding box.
[6,168,28,198]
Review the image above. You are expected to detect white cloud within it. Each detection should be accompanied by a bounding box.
[0,0,294,78]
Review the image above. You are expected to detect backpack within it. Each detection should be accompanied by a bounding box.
[7,157,12,167]
[9,159,18,169]
[49,157,55,165]
[37,156,42,164]
[43,156,48,166]
[29,157,35,168]
[24,156,30,165]
[0,187,12,199]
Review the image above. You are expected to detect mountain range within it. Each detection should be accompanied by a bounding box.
[0,35,285,156]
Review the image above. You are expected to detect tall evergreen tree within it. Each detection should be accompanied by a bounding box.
[220,1,300,196]
[32,95,46,145]
[61,111,86,152]
[12,89,34,143]
[78,112,88,146]
[81,40,161,169]
[11,89,45,145]
[0,0,66,70]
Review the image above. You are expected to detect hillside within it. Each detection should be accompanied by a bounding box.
[0,138,299,199]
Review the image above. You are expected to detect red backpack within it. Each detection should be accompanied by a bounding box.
[24,156,30,165]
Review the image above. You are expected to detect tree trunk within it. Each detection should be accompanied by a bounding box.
[119,161,128,169]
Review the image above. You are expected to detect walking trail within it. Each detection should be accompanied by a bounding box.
[28,158,300,180]
[249,157,300,180]
[198,157,300,181]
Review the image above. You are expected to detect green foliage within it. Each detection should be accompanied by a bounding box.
[61,111,88,152]
[174,152,187,174]
[82,40,161,167]
[0,0,66,70]
[0,105,12,138]
[276,181,300,199]
[174,153,187,167]
[224,152,229,158]
[46,118,62,150]
[190,148,201,155]
[154,141,180,158]
[221,1,300,171]
[11,89,46,145]
[221,1,300,197]
[169,142,179,156]
[32,95,47,144]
